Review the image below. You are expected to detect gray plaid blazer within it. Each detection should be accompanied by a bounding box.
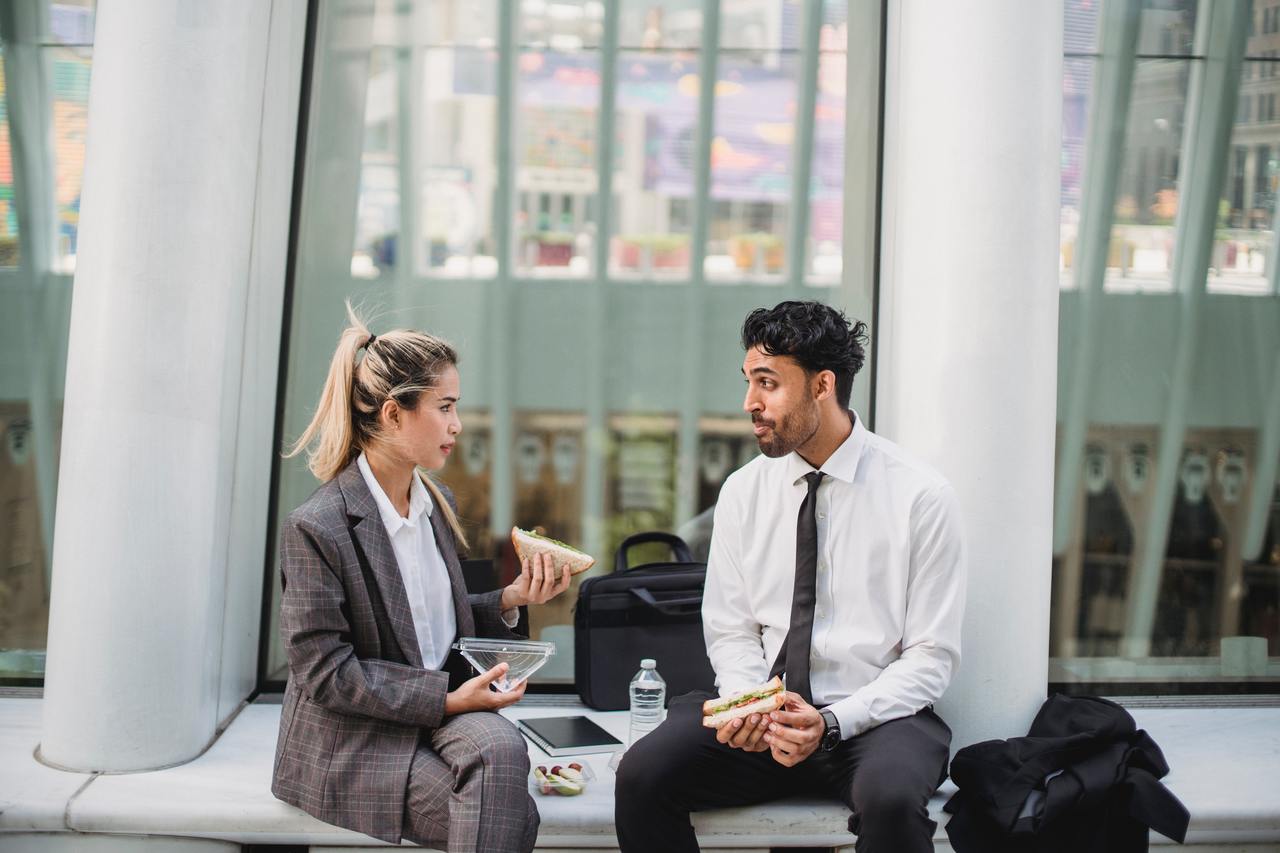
[271,459,518,844]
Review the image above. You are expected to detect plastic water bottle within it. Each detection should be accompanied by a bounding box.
[628,658,666,746]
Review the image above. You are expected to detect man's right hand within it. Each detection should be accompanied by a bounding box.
[714,713,771,752]
[444,663,526,715]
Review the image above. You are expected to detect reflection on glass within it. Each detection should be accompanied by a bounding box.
[352,48,401,279]
[0,51,18,268]
[417,47,498,278]
[807,11,847,285]
[609,48,698,279]
[1106,60,1189,293]
[606,414,677,558]
[1060,57,1093,288]
[707,53,798,282]
[619,0,702,50]
[1135,0,1197,57]
[0,405,54,679]
[720,0,801,52]
[514,48,601,277]
[1212,60,1280,295]
[51,44,90,273]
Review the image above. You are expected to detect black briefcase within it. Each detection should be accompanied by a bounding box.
[574,532,716,710]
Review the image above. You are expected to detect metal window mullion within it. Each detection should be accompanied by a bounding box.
[674,0,722,528]
[582,0,620,560]
[0,1,59,590]
[487,1,518,541]
[1052,0,1142,559]
[786,0,823,295]
[1124,0,1250,659]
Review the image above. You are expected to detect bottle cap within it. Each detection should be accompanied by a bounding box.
[641,658,656,669]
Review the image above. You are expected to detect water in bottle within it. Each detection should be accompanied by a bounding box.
[628,658,666,747]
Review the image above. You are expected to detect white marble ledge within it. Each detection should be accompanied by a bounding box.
[0,697,1277,848]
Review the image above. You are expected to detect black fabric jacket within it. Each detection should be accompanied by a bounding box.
[944,694,1189,852]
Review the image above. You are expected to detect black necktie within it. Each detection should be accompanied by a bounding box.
[770,470,824,704]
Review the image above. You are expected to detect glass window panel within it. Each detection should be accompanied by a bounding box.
[48,1,93,46]
[0,2,94,683]
[352,47,401,279]
[706,52,798,283]
[618,0,702,50]
[513,47,601,277]
[269,0,878,689]
[1136,0,1197,57]
[1053,2,1280,694]
[1212,60,1280,295]
[608,48,698,280]
[806,6,847,286]
[720,0,802,53]
[520,0,604,51]
[1061,57,1095,289]
[1105,59,1189,294]
[417,46,499,278]
[0,51,18,268]
[1065,0,1100,56]
[51,45,89,273]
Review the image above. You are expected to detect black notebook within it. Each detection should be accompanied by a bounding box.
[516,715,624,757]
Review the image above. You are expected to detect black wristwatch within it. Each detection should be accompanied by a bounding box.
[818,708,841,751]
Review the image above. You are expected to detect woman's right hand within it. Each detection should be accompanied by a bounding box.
[444,662,527,715]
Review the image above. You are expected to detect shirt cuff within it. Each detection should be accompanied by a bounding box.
[826,693,874,740]
[500,608,520,628]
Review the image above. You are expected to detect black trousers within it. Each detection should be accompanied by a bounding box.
[614,693,951,853]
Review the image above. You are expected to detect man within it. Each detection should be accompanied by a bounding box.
[615,301,966,852]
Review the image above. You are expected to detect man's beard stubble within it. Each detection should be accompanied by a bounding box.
[753,401,821,458]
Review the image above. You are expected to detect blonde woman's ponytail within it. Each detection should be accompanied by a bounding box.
[286,304,372,482]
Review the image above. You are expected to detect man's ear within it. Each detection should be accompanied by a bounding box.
[812,370,836,402]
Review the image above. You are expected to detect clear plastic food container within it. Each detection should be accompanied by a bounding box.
[452,637,555,692]
[529,761,597,796]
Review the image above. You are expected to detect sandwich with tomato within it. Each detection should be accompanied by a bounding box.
[701,676,786,728]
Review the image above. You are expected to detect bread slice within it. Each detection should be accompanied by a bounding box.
[701,676,786,728]
[511,527,596,575]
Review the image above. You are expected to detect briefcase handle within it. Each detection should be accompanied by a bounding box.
[615,531,694,572]
[629,586,703,617]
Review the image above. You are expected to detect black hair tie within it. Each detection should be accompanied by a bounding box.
[365,333,377,349]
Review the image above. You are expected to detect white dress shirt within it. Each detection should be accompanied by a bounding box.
[357,453,458,670]
[702,413,966,740]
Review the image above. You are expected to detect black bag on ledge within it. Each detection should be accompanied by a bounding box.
[574,531,716,710]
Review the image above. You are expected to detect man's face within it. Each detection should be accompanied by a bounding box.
[741,346,821,458]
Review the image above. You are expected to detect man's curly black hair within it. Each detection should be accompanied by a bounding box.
[741,301,868,409]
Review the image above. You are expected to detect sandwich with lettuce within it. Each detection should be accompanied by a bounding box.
[510,527,596,575]
[701,676,786,728]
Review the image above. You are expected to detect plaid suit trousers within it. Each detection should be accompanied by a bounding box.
[403,711,539,853]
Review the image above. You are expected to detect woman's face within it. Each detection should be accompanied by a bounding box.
[392,364,462,471]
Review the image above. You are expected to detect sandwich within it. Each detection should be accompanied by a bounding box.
[701,676,786,728]
[511,527,596,575]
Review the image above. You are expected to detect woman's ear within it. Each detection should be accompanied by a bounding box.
[380,398,401,429]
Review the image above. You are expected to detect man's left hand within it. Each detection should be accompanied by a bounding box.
[762,691,825,767]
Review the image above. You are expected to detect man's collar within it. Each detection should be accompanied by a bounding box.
[785,410,867,486]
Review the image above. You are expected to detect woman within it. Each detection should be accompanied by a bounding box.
[272,306,571,852]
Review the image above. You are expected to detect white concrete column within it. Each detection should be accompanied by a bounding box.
[40,0,304,771]
[876,1,1063,748]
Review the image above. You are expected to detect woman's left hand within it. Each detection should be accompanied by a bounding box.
[501,552,572,609]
